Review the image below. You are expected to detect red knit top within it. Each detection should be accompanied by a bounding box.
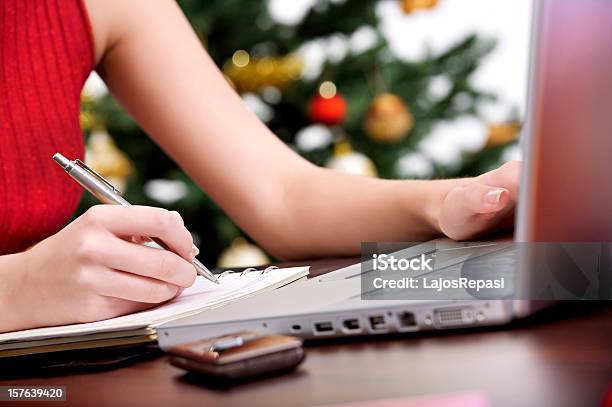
[0,0,94,254]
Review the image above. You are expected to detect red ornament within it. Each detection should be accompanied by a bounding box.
[308,93,347,125]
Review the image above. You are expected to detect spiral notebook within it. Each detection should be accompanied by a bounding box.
[0,266,309,357]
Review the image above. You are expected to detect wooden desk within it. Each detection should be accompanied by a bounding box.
[2,258,611,407]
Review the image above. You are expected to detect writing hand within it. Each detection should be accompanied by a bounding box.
[9,206,197,331]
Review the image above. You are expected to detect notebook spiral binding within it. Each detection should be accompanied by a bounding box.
[217,266,279,280]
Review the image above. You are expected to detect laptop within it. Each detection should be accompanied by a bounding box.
[157,0,612,347]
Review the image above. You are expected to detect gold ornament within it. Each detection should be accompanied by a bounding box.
[85,130,133,192]
[400,0,439,14]
[486,122,521,148]
[325,140,377,177]
[79,111,98,132]
[223,50,303,93]
[79,93,101,132]
[217,237,270,268]
[363,93,414,143]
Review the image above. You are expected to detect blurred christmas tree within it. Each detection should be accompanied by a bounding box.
[79,0,521,266]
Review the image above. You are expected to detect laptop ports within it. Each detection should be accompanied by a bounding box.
[341,318,361,332]
[434,307,475,327]
[313,321,334,335]
[368,315,387,332]
[396,311,417,330]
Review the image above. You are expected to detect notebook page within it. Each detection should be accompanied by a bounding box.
[0,266,309,344]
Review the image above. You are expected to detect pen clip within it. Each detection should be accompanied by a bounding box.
[74,159,122,195]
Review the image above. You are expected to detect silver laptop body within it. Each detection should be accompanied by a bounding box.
[158,0,612,347]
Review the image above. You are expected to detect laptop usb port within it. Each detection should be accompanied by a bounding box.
[368,315,387,332]
[341,318,361,332]
[397,312,417,330]
[313,321,334,335]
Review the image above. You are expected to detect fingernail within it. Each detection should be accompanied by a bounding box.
[485,189,505,205]
[190,245,199,260]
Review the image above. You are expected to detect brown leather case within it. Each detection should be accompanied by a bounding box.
[167,333,305,380]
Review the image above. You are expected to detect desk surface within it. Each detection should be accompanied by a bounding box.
[2,258,611,407]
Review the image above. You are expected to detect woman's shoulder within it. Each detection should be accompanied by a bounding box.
[83,0,180,69]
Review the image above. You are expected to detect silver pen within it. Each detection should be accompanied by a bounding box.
[52,152,220,285]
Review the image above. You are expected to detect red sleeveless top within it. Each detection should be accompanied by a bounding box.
[0,0,94,254]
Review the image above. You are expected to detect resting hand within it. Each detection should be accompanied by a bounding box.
[10,205,197,331]
[438,161,520,241]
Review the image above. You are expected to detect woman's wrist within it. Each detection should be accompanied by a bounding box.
[0,251,36,333]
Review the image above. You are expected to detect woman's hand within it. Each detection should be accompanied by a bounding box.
[2,205,197,332]
[437,161,521,240]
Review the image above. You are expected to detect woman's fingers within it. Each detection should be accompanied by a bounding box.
[100,237,197,288]
[438,161,521,241]
[442,182,510,228]
[458,183,511,215]
[93,268,181,303]
[82,205,194,261]
[477,160,521,200]
[72,206,198,306]
[440,183,511,240]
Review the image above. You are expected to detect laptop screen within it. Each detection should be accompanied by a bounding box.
[517,0,612,242]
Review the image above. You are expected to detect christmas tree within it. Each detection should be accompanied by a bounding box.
[79,0,521,266]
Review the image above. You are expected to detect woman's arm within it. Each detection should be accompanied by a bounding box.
[85,0,518,259]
